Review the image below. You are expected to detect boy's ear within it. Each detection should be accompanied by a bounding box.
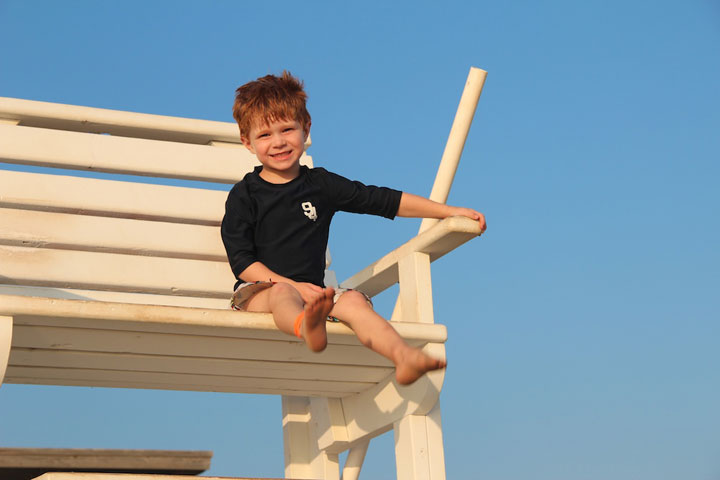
[303,121,312,139]
[240,136,255,154]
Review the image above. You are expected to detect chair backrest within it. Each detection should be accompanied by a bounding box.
[0,97,314,309]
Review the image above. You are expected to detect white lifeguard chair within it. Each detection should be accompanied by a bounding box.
[0,67,487,480]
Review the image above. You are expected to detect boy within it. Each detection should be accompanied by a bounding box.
[221,72,486,385]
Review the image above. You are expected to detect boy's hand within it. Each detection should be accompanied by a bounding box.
[397,193,486,234]
[291,281,324,304]
[450,207,487,234]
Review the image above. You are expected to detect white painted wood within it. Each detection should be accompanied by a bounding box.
[32,475,243,480]
[394,415,431,480]
[0,208,226,260]
[0,124,257,184]
[0,245,233,297]
[0,295,446,345]
[419,67,487,234]
[424,402,447,479]
[0,170,227,224]
[10,325,390,367]
[0,316,11,386]
[318,343,446,453]
[0,96,244,144]
[0,285,228,308]
[33,475,242,480]
[0,118,19,125]
[0,447,211,472]
[398,252,434,324]
[10,376,348,397]
[5,366,374,395]
[341,216,484,297]
[283,396,341,479]
[283,396,314,477]
[9,348,391,383]
[394,402,446,480]
[310,397,349,448]
[341,441,369,480]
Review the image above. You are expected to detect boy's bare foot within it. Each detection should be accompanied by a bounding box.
[395,347,447,385]
[303,287,335,352]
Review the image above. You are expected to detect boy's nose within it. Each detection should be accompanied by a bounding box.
[270,133,286,147]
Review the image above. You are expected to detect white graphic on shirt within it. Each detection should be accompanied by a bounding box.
[301,201,318,221]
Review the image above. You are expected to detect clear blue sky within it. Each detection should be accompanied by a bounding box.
[1,1,719,478]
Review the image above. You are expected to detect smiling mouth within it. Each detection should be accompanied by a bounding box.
[271,151,292,159]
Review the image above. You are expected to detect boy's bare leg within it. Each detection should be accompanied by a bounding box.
[330,291,446,385]
[244,283,335,352]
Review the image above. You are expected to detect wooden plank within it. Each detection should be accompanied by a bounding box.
[0,170,227,225]
[0,316,10,385]
[0,294,447,345]
[13,314,435,348]
[0,245,234,298]
[0,95,244,144]
[0,208,226,260]
[33,475,258,480]
[5,366,372,395]
[9,348,392,383]
[341,216,483,297]
[0,285,229,309]
[0,447,211,472]
[7,374,351,397]
[0,124,258,183]
[10,324,393,367]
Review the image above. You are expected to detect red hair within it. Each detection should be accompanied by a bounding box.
[233,71,311,139]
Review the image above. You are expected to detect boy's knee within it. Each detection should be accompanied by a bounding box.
[338,289,371,308]
[269,282,298,298]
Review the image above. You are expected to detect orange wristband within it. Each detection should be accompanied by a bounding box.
[293,311,304,338]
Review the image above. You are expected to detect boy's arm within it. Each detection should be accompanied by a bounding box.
[239,261,323,303]
[397,192,487,233]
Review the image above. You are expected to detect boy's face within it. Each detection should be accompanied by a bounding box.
[241,117,309,182]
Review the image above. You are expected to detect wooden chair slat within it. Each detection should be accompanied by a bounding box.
[0,96,244,144]
[5,375,351,398]
[0,285,228,309]
[0,170,227,225]
[0,124,260,183]
[9,348,392,383]
[0,245,234,298]
[0,208,226,261]
[1,295,448,345]
[11,324,395,367]
[5,366,373,395]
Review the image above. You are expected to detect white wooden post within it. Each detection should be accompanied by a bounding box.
[394,401,446,480]
[282,396,340,480]
[392,66,486,480]
[419,67,487,234]
[0,316,11,386]
[341,441,369,480]
[397,252,434,324]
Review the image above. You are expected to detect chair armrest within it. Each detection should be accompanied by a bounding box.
[340,216,483,297]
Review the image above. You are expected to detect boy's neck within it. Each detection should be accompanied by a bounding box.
[258,164,301,184]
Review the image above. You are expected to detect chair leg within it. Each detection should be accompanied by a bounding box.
[282,395,340,480]
[0,316,12,386]
[394,401,446,480]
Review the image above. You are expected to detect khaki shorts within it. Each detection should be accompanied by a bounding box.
[230,281,372,321]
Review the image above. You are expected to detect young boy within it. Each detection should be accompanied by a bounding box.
[221,72,486,385]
